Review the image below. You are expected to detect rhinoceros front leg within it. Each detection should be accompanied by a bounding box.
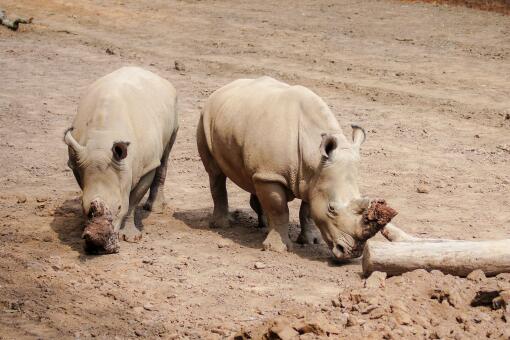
[120,169,156,242]
[249,194,267,228]
[254,181,292,253]
[296,201,321,245]
[143,130,177,213]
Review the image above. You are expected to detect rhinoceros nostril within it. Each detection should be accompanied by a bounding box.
[336,244,345,254]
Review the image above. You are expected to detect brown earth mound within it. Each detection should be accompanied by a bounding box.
[236,269,510,339]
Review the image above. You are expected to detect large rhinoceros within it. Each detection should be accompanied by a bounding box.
[197,76,396,260]
[64,66,178,254]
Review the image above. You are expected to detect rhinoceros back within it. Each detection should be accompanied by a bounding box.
[72,67,178,180]
[202,76,341,198]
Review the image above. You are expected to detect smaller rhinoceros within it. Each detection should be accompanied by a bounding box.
[197,76,396,260]
[64,66,178,254]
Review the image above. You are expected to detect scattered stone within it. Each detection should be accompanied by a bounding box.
[42,235,53,242]
[467,269,486,282]
[254,261,266,269]
[471,287,501,307]
[105,48,115,55]
[431,287,463,308]
[416,185,429,194]
[365,271,386,289]
[391,301,411,325]
[16,193,27,203]
[143,303,157,311]
[217,239,233,248]
[473,312,491,323]
[505,113,510,120]
[134,329,146,337]
[211,328,228,336]
[296,314,340,335]
[174,60,185,71]
[369,307,386,319]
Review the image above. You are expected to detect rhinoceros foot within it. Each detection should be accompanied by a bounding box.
[209,215,231,229]
[296,228,321,245]
[143,194,166,214]
[263,229,292,253]
[119,220,142,243]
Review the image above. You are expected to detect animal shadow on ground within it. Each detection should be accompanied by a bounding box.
[50,197,150,258]
[50,197,85,254]
[173,207,348,266]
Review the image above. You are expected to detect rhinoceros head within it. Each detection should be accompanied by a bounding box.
[64,128,131,254]
[308,125,396,260]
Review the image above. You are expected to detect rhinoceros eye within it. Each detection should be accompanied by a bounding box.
[327,203,339,216]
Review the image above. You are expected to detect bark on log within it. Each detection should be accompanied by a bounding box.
[362,238,510,277]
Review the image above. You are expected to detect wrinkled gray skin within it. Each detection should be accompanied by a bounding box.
[64,67,178,254]
[197,76,384,260]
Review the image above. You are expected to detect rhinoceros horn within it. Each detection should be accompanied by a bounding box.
[64,127,85,156]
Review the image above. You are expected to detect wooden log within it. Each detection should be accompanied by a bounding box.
[362,238,510,277]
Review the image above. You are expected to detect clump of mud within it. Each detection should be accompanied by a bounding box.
[361,199,398,239]
[82,200,119,254]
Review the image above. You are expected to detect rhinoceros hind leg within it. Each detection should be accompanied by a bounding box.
[144,130,177,213]
[208,172,230,228]
[197,118,230,228]
[297,201,321,245]
[249,194,267,228]
[254,181,292,252]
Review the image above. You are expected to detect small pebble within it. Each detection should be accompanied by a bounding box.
[254,262,266,269]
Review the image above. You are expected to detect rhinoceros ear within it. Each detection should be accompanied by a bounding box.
[351,124,366,152]
[320,133,338,160]
[112,141,130,161]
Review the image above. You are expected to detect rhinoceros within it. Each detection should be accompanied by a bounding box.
[64,66,178,254]
[196,76,396,260]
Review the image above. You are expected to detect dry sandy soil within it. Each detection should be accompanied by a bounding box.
[1,0,509,339]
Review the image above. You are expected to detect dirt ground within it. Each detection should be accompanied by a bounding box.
[1,0,509,339]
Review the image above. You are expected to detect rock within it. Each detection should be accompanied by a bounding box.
[346,314,362,327]
[416,185,429,194]
[36,196,47,202]
[16,193,27,203]
[365,271,386,289]
[268,318,299,339]
[471,287,501,307]
[431,287,464,308]
[134,329,146,337]
[294,315,340,335]
[369,307,386,319]
[143,303,156,311]
[467,269,486,282]
[174,60,185,71]
[254,261,266,269]
[211,328,228,336]
[391,301,411,325]
[473,312,491,323]
[42,235,53,242]
[105,48,115,55]
[217,239,233,248]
